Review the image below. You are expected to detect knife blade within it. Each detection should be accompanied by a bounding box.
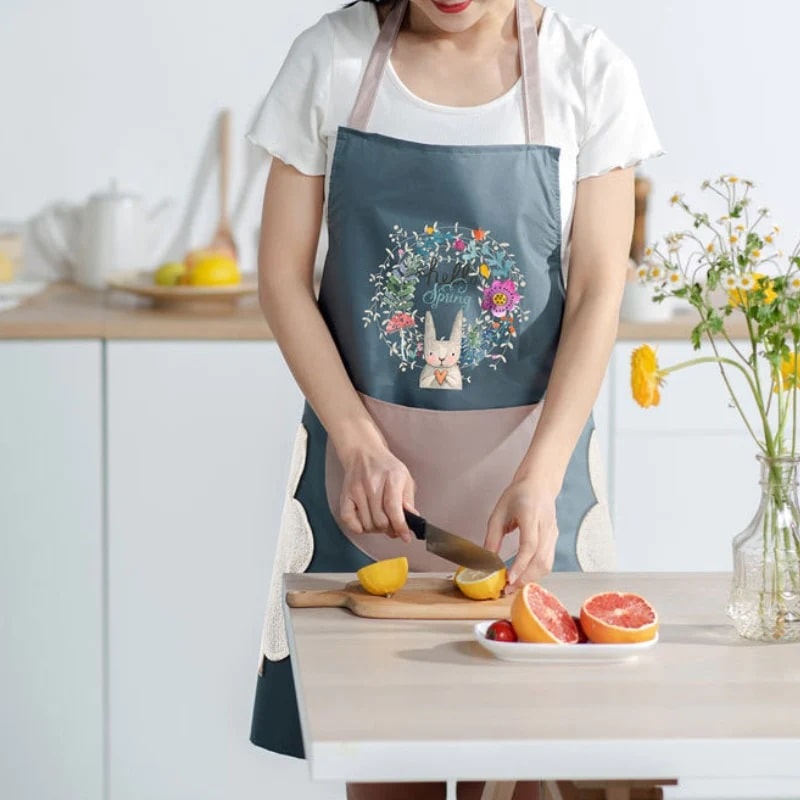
[403,510,506,573]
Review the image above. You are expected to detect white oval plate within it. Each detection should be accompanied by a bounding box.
[473,621,658,663]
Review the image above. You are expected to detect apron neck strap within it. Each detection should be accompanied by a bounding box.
[348,0,546,145]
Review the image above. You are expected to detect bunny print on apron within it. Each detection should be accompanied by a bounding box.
[250,0,615,759]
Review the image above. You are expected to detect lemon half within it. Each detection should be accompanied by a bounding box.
[454,567,507,600]
[356,556,409,597]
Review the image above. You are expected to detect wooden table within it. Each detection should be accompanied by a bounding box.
[285,572,800,796]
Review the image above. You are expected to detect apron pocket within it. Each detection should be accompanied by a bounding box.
[324,394,543,571]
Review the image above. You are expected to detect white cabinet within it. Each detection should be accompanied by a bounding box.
[611,341,762,572]
[105,342,340,799]
[0,341,103,800]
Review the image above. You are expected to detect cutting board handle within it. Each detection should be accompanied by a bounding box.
[285,589,349,609]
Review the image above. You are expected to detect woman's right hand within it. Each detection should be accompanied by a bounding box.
[338,441,416,543]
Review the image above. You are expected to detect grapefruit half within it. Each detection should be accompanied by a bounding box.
[510,583,579,644]
[579,591,658,644]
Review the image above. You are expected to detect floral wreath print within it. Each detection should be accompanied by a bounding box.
[362,222,530,386]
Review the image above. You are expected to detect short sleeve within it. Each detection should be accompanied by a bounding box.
[246,17,332,176]
[576,30,663,181]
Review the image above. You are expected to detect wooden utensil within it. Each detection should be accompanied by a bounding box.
[208,109,237,259]
[286,576,512,619]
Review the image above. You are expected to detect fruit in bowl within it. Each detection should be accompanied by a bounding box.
[490,583,658,646]
[153,249,241,288]
[154,261,187,286]
[485,619,517,642]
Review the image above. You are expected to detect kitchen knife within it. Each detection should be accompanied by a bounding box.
[403,510,506,573]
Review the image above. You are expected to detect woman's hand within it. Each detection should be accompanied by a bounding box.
[485,477,559,593]
[338,441,416,543]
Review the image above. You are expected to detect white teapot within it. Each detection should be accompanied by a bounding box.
[34,182,171,288]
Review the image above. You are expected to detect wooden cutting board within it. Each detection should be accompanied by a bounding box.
[286,577,511,619]
[285,576,512,619]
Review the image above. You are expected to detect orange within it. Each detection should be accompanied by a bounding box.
[579,592,658,644]
[510,583,579,644]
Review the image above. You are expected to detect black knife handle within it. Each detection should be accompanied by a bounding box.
[403,509,427,541]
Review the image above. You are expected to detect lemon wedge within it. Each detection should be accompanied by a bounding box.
[454,567,507,600]
[356,556,409,597]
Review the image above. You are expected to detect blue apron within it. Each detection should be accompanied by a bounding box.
[251,0,606,758]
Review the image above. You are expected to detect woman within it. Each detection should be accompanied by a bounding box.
[248,0,662,797]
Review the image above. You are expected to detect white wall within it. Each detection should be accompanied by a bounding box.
[3,0,799,273]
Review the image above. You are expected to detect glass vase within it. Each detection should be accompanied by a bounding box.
[727,455,800,641]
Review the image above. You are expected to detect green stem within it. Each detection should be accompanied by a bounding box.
[793,342,798,459]
[706,333,765,447]
[743,313,776,456]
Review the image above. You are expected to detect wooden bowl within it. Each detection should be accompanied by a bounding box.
[107,269,258,310]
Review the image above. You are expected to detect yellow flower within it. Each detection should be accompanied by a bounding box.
[631,345,665,408]
[760,277,778,304]
[670,193,682,205]
[479,263,491,279]
[729,273,776,307]
[707,243,716,253]
[424,225,435,234]
[735,225,745,232]
[751,249,762,259]
[645,247,653,257]
[728,176,740,183]
[766,235,774,244]
[775,353,800,393]
[730,235,739,245]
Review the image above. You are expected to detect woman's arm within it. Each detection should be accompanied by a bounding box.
[258,158,414,541]
[485,167,634,590]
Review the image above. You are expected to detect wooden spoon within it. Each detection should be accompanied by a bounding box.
[208,108,238,259]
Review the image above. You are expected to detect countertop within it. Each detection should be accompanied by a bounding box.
[286,571,800,784]
[0,281,273,340]
[0,281,751,341]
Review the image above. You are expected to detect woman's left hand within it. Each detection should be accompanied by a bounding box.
[484,478,559,594]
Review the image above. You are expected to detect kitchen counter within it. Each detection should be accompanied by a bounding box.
[287,571,800,785]
[0,281,273,340]
[0,282,751,341]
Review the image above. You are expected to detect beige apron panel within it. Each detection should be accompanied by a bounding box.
[325,394,543,570]
[575,429,616,571]
[260,424,314,667]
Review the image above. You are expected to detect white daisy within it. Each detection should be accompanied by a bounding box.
[666,271,685,290]
[723,274,741,290]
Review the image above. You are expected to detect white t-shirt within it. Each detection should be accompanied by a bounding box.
[248,1,663,270]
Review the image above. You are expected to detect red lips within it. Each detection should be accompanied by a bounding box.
[432,0,472,13]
